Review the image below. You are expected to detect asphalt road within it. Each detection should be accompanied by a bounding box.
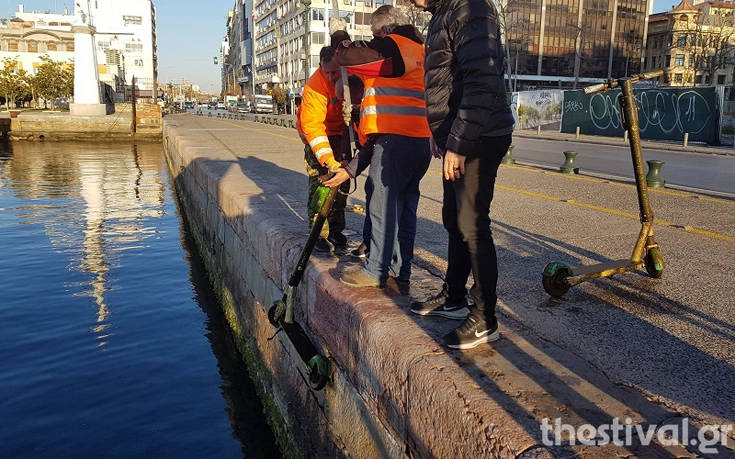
[511,137,735,195]
[174,114,735,431]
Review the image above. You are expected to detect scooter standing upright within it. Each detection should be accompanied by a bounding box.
[542,70,666,298]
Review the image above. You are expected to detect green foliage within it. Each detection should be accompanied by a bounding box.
[544,103,562,119]
[517,104,539,122]
[722,124,735,135]
[32,55,74,110]
[0,57,30,109]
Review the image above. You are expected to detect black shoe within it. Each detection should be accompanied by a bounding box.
[350,241,369,259]
[314,238,332,253]
[328,232,348,248]
[409,284,470,319]
[443,311,500,350]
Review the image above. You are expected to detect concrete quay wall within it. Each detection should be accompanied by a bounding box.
[161,119,547,458]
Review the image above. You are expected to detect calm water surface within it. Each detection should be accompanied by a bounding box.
[0,141,280,458]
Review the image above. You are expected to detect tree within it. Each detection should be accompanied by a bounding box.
[0,58,30,109]
[271,86,287,113]
[32,56,74,110]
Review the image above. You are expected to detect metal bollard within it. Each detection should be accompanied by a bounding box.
[501,145,515,165]
[646,160,666,188]
[683,132,689,147]
[576,126,580,139]
[537,125,541,135]
[624,130,628,143]
[560,151,579,174]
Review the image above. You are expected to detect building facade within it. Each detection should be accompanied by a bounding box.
[645,0,735,86]
[500,0,653,89]
[250,0,390,96]
[223,0,255,97]
[0,15,75,74]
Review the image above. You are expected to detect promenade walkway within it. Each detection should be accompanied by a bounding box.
[166,113,735,457]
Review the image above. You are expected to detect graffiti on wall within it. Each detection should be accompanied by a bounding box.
[561,87,719,143]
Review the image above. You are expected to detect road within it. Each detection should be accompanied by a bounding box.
[173,113,735,434]
[190,108,735,195]
[511,137,735,195]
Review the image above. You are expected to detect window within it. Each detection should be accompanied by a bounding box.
[665,54,670,67]
[695,74,702,84]
[718,74,726,84]
[674,73,683,83]
[123,15,143,25]
[27,41,38,53]
[311,32,325,45]
[311,9,324,21]
[677,34,686,47]
[47,43,57,51]
[675,54,685,66]
[8,41,18,51]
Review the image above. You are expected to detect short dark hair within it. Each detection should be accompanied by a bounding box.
[319,46,335,64]
[348,75,364,92]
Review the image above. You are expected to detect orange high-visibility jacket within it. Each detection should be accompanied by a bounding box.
[359,34,430,139]
[296,67,344,166]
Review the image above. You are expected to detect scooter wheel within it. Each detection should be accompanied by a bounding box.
[307,355,330,391]
[644,247,664,279]
[268,300,285,326]
[542,262,572,298]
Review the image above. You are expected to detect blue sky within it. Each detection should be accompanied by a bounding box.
[5,0,671,93]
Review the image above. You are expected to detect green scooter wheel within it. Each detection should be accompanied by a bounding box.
[542,262,572,298]
[307,355,330,391]
[644,247,664,279]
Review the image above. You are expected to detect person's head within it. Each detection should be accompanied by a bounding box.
[348,75,364,103]
[319,46,340,84]
[371,5,408,38]
[409,0,428,9]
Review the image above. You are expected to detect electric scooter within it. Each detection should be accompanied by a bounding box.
[542,71,666,298]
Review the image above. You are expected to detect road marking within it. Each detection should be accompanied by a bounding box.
[427,169,734,243]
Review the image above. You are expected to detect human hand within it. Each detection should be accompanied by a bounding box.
[443,151,465,181]
[323,168,351,187]
[430,136,444,159]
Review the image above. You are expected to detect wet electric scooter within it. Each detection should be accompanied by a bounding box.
[542,71,666,298]
[268,65,357,391]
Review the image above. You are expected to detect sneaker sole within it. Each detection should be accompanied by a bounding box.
[446,329,500,349]
[409,306,470,320]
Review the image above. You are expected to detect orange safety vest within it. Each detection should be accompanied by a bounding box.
[359,34,431,139]
[296,67,344,166]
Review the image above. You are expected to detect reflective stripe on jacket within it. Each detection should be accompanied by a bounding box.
[359,34,430,139]
[296,67,344,166]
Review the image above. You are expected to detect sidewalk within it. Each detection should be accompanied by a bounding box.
[165,113,735,457]
[515,128,735,156]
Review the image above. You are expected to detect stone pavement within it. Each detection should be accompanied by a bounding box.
[167,113,735,457]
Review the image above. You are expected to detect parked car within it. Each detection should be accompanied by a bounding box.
[216,101,226,110]
[252,95,274,114]
[184,101,195,110]
[236,102,250,113]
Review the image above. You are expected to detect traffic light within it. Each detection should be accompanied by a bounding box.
[214,57,218,65]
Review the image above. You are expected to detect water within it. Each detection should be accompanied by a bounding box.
[0,141,281,458]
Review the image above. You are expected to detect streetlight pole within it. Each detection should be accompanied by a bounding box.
[302,0,311,98]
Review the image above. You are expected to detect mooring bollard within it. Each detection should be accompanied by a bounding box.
[646,160,666,188]
[501,145,515,165]
[683,132,689,147]
[576,126,580,139]
[560,151,579,174]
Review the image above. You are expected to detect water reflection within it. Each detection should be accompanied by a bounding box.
[1,141,165,346]
[0,140,280,457]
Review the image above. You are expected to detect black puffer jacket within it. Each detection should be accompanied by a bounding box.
[424,0,514,156]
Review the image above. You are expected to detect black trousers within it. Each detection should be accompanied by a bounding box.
[442,134,512,323]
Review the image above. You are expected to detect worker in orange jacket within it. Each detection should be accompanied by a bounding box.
[296,46,349,252]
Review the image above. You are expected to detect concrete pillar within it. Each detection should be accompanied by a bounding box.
[70,24,107,116]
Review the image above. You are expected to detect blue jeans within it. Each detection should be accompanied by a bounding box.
[362,178,373,245]
[363,135,431,282]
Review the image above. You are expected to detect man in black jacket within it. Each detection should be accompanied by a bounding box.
[409,0,515,349]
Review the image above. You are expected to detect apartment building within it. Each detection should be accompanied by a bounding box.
[645,0,735,86]
[222,0,255,97]
[0,10,75,73]
[252,0,391,96]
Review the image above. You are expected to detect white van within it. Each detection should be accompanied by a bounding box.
[253,95,274,114]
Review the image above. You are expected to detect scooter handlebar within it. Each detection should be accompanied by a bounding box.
[584,83,609,95]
